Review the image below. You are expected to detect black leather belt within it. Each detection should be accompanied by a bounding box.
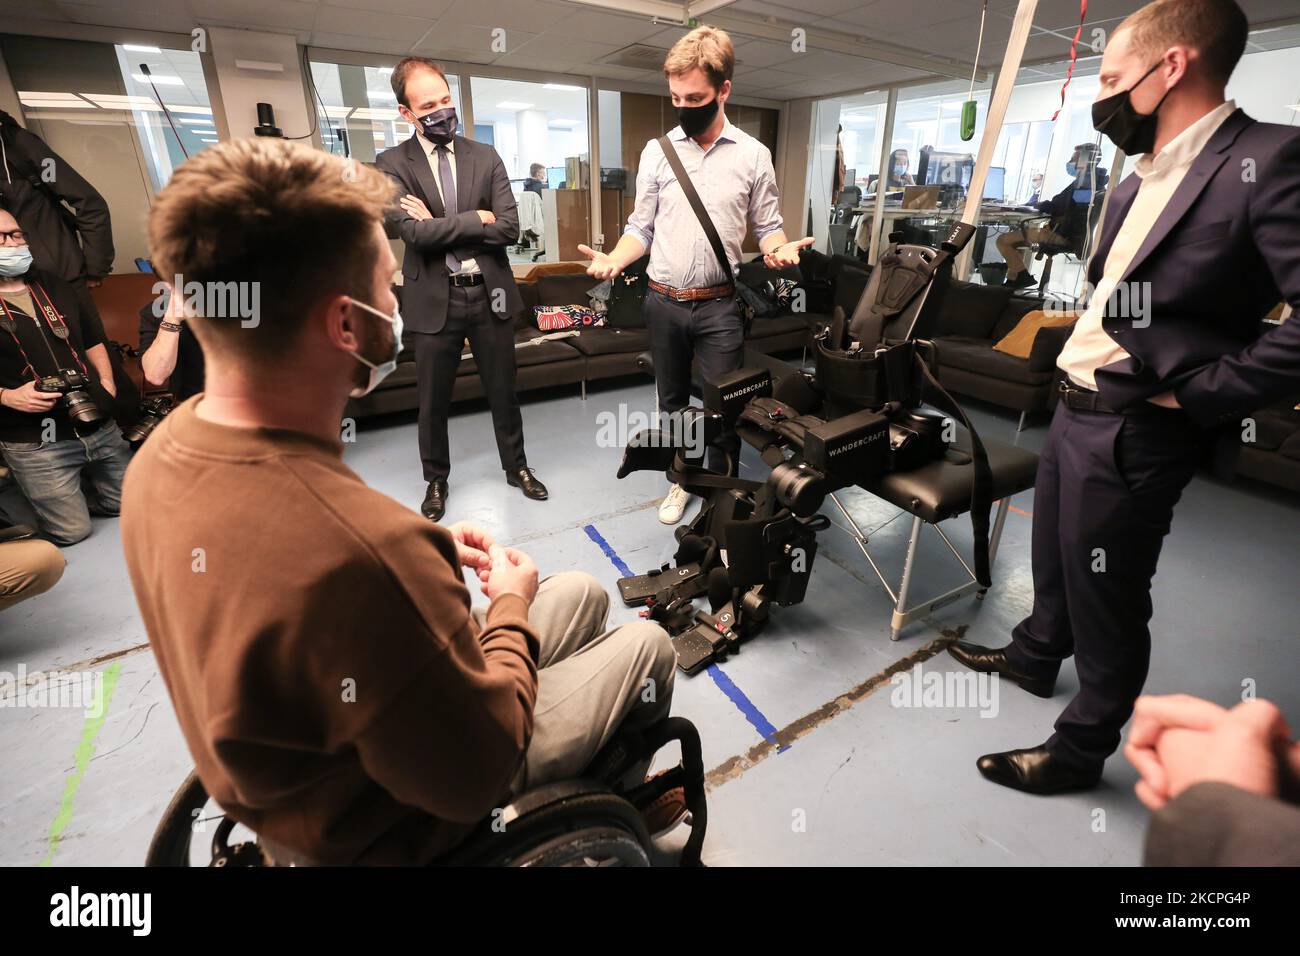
[1059,381,1118,414]
[449,272,484,287]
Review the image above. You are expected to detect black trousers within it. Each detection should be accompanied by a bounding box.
[411,282,526,482]
[645,289,745,475]
[1006,401,1208,769]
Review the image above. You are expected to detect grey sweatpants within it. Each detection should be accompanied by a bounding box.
[473,571,676,793]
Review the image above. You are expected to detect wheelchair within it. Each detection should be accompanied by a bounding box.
[146,717,707,867]
[615,222,1038,672]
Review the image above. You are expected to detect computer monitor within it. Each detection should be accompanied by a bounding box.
[546,166,565,189]
[919,148,974,189]
[984,166,1006,201]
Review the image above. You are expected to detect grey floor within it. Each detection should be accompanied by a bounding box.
[2,374,1297,866]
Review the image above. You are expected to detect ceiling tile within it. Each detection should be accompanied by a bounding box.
[314,5,436,43]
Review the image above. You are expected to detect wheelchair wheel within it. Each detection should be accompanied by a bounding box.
[439,789,659,867]
[511,827,651,867]
[146,771,265,867]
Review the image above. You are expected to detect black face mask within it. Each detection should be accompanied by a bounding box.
[676,97,719,138]
[415,106,458,146]
[1091,60,1172,155]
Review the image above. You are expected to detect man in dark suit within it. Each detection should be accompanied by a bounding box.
[950,0,1300,794]
[375,58,547,522]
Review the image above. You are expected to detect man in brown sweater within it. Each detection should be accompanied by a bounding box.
[121,139,676,865]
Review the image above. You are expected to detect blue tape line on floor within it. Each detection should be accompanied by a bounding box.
[582,522,786,752]
[705,663,785,750]
[582,523,634,578]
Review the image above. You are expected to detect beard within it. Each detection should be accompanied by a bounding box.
[351,309,392,392]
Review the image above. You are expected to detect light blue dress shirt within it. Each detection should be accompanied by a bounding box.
[624,116,784,289]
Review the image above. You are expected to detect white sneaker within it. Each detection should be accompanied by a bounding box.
[658,484,691,525]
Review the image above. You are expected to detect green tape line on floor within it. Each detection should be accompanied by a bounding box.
[40,661,122,867]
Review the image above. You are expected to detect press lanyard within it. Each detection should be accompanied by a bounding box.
[0,281,89,382]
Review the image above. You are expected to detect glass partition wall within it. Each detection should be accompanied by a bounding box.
[805,22,1300,300]
[1,34,217,274]
[470,76,590,265]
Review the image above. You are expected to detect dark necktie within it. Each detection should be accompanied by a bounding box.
[435,144,461,274]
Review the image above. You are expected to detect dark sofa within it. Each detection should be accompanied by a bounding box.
[928,280,1074,419]
[346,258,864,420]
[1211,392,1300,494]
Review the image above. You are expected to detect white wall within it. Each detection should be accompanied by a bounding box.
[204,27,311,144]
[1228,46,1300,126]
[598,89,621,169]
[807,98,843,254]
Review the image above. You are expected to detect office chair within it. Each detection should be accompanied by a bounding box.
[1028,191,1106,294]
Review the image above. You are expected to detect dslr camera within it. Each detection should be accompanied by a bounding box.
[34,368,105,426]
[122,395,175,447]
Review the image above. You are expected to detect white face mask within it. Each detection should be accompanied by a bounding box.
[348,298,403,398]
[0,245,33,277]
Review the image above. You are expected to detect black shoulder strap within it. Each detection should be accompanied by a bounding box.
[657,135,733,285]
[914,354,994,587]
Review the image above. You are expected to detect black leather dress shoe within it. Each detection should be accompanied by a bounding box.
[507,468,548,501]
[421,479,448,522]
[977,746,1102,795]
[948,641,1056,698]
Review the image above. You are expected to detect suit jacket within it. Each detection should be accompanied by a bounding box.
[1090,110,1300,426]
[1144,781,1300,866]
[374,134,524,335]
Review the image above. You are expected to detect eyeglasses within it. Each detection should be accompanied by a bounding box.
[0,230,27,245]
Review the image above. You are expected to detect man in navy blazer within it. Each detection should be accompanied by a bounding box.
[375,58,548,523]
[950,0,1300,795]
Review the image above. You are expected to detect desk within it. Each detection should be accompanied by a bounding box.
[851,205,1039,260]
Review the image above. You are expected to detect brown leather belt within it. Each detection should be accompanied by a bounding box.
[648,279,734,302]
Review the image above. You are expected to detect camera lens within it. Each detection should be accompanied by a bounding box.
[64,389,106,425]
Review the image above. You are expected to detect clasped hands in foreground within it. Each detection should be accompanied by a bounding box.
[445,521,539,605]
[1127,693,1299,809]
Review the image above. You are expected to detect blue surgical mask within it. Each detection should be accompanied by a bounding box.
[0,245,33,277]
[1066,162,1078,177]
[348,299,403,397]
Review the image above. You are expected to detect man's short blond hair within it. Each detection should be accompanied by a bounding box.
[664,25,734,89]
[1116,0,1247,87]
[147,138,394,361]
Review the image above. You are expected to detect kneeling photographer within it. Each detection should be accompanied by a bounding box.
[0,203,129,546]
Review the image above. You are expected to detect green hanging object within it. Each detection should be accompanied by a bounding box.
[962,0,988,142]
[960,100,978,142]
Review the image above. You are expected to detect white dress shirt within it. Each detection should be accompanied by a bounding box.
[1058,100,1238,395]
[417,132,479,276]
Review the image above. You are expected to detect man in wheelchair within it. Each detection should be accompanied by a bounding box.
[121,139,689,866]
